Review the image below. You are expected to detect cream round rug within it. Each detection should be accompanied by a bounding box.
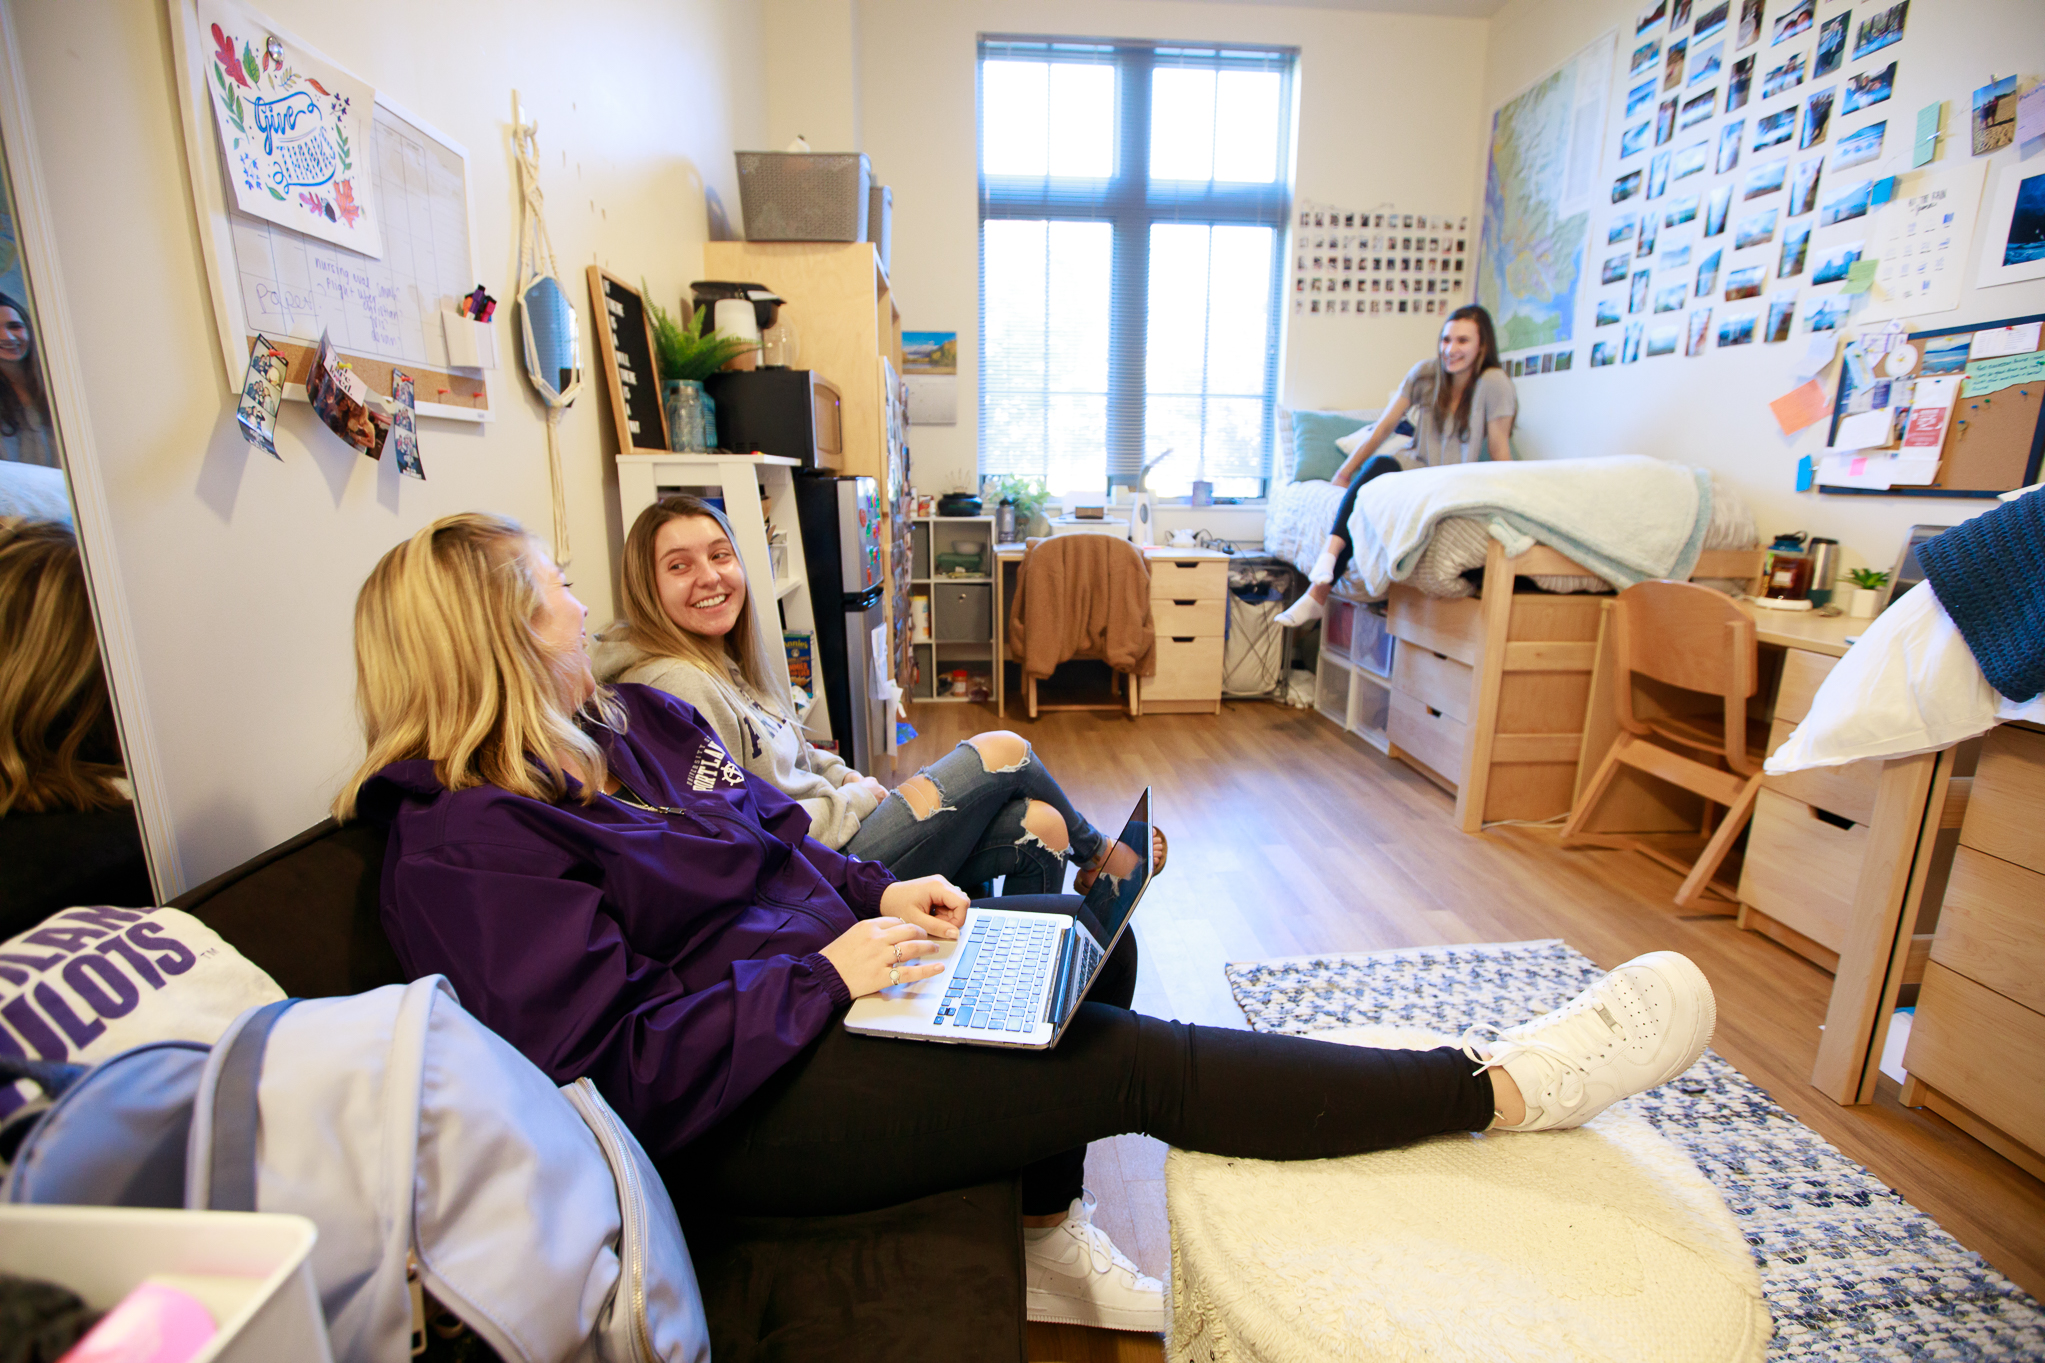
[1165,1024,1771,1363]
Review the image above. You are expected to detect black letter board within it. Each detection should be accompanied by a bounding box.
[588,266,670,455]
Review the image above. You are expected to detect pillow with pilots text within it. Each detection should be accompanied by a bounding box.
[0,905,285,1122]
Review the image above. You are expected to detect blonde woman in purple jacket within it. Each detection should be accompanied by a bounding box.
[338,512,1718,1335]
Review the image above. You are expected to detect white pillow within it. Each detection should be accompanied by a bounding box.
[0,905,286,1121]
[1764,581,2045,773]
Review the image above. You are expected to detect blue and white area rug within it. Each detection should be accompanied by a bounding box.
[1225,939,2045,1360]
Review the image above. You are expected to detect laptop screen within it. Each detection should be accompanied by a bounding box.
[1087,788,1150,954]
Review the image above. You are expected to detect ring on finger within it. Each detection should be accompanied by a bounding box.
[891,943,901,964]
[889,966,902,986]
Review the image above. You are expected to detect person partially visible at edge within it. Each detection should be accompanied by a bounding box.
[0,517,151,936]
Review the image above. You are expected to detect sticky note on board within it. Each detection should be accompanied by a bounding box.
[1796,454,1814,491]
[1770,377,1834,434]
[1913,102,1942,167]
[1963,351,2045,397]
[1840,260,1879,294]
[1871,176,1897,205]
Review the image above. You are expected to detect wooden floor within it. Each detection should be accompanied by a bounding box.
[892,695,2045,1363]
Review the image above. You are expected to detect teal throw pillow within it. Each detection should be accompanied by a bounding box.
[1291,410,1371,484]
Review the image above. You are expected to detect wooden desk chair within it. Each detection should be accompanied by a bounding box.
[1561,580,1766,908]
[1006,535,1149,720]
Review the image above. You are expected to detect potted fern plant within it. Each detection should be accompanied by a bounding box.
[646,286,758,452]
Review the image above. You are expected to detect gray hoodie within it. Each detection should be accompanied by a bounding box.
[591,634,881,849]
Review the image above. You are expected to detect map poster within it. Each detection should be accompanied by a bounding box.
[198,0,381,258]
[1478,32,1618,351]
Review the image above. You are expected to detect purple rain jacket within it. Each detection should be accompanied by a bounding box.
[354,683,895,1158]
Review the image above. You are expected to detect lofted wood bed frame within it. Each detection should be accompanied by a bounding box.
[1381,539,1766,834]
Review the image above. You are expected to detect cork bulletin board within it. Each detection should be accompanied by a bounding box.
[1822,311,2045,498]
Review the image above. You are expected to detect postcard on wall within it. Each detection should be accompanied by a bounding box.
[234,332,288,457]
[902,331,959,426]
[307,329,388,455]
[197,0,381,258]
[1976,164,2045,290]
[1972,76,2018,156]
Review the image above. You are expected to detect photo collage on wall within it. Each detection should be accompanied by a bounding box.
[1292,201,1469,318]
[1589,0,1912,368]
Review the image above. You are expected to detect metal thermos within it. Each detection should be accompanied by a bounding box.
[1805,537,1840,607]
[995,497,1017,543]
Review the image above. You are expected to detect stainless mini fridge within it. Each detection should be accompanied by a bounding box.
[794,473,885,774]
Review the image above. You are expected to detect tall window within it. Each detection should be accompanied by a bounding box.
[978,38,1295,499]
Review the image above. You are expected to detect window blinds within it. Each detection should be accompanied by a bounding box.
[978,38,1296,498]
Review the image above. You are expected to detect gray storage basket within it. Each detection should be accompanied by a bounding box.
[736,152,871,241]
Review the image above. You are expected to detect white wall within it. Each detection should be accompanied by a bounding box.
[13,0,765,890]
[762,0,1492,500]
[1482,0,2045,576]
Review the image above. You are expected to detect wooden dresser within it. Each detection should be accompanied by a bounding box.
[1737,648,1888,970]
[1901,723,2045,1180]
[1140,550,1228,715]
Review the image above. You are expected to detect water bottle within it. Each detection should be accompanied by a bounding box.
[995,497,1017,543]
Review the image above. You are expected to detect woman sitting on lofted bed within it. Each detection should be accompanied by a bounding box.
[1277,304,1517,626]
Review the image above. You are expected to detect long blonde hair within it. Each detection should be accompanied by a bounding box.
[605,495,796,727]
[0,517,127,815]
[333,513,622,820]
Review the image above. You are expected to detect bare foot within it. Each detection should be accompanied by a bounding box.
[1074,828,1168,894]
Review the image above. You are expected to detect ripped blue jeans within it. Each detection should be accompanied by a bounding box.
[842,739,1107,897]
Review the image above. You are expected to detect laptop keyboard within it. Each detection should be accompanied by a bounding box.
[936,917,1058,1033]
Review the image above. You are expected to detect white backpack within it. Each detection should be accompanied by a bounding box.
[9,975,709,1363]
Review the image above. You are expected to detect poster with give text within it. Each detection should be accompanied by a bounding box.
[197,0,381,258]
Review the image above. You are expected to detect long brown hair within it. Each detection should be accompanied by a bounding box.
[1430,304,1504,441]
[0,517,127,815]
[601,495,795,726]
[333,513,623,820]
[0,292,49,440]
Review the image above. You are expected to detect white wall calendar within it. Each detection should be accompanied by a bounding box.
[1858,161,1986,321]
[168,0,493,422]
[1292,200,1471,318]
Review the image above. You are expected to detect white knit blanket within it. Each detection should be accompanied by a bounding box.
[1346,455,1714,600]
[1166,1024,1770,1363]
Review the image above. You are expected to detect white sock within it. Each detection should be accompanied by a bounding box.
[1024,1224,1060,1241]
[1308,551,1338,585]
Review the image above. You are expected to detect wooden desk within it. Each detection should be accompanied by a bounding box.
[992,543,1229,718]
[1575,595,1959,1106]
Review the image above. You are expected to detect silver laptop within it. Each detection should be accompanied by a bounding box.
[845,789,1152,1050]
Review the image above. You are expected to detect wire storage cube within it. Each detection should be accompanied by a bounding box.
[735,153,871,241]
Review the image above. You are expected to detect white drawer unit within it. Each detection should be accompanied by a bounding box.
[1141,549,1227,715]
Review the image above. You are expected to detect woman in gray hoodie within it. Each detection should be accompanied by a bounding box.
[594,495,1160,897]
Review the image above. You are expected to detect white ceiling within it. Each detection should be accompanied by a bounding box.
[1134,0,1511,16]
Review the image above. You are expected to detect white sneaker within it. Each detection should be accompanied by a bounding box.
[1467,950,1716,1132]
[1274,592,1326,627]
[1024,1190,1165,1333]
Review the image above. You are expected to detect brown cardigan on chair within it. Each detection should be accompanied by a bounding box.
[1006,535,1156,681]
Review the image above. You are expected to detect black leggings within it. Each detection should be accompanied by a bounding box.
[1326,454,1405,585]
[677,894,1494,1218]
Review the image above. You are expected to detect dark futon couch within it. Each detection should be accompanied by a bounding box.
[169,818,1028,1362]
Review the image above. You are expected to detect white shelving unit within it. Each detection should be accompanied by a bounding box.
[1314,592,1394,751]
[909,516,995,702]
[614,453,828,740]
